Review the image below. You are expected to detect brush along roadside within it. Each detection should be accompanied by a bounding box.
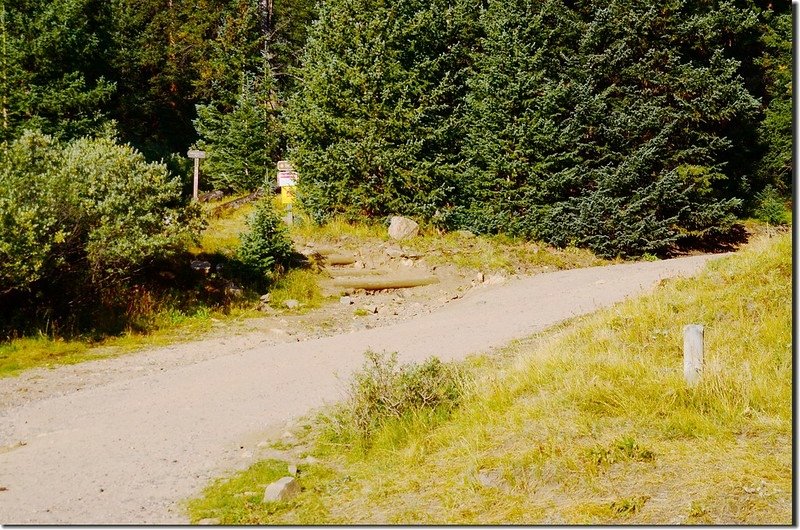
[187,232,791,524]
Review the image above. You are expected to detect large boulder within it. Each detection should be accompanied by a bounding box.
[388,216,419,240]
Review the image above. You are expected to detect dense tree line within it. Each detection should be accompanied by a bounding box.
[0,0,315,164]
[290,0,791,257]
[0,0,792,260]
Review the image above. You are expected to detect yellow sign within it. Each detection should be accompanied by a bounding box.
[281,186,296,205]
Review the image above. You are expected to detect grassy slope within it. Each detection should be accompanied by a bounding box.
[2,201,604,377]
[187,232,792,524]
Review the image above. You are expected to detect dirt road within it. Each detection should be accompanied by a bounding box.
[0,255,720,524]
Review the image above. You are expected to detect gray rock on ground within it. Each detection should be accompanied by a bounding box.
[263,476,300,502]
[340,296,353,305]
[476,469,506,489]
[284,299,300,309]
[388,216,419,240]
[385,245,404,258]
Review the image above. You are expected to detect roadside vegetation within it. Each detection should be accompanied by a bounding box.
[1,0,791,378]
[188,231,791,524]
[0,189,608,377]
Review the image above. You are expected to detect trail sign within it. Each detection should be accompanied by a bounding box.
[276,160,298,224]
[187,149,207,200]
[277,160,298,189]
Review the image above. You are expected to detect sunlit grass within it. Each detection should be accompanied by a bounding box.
[268,269,327,312]
[0,305,261,378]
[187,232,791,524]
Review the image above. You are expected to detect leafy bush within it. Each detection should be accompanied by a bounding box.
[237,200,293,280]
[0,130,204,333]
[333,350,467,442]
[0,131,203,293]
[754,185,789,226]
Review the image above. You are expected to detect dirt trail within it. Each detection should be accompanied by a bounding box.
[0,254,721,524]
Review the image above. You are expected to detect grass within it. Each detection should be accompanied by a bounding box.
[0,305,261,378]
[404,230,608,274]
[267,269,327,311]
[187,231,791,524]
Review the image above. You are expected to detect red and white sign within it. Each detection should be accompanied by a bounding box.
[277,161,298,187]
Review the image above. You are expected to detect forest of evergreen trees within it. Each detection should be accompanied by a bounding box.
[0,0,792,321]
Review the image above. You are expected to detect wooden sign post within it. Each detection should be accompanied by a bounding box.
[187,149,206,201]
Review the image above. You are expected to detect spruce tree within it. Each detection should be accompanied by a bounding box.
[285,0,481,223]
[0,0,115,144]
[461,0,760,258]
[194,56,283,192]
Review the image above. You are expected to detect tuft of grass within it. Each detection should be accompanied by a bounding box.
[403,230,607,274]
[318,350,468,453]
[268,269,326,311]
[191,197,257,256]
[188,232,791,524]
[290,216,388,245]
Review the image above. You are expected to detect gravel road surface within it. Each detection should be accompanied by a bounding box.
[0,255,720,524]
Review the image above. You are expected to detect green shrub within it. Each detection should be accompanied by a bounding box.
[0,130,203,294]
[754,185,789,226]
[0,130,204,334]
[237,200,293,281]
[333,350,467,442]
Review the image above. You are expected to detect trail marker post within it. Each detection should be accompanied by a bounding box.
[277,160,298,225]
[683,324,704,387]
[187,149,206,201]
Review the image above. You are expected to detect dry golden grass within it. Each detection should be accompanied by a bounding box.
[188,232,791,524]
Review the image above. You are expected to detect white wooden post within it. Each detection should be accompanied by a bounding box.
[192,157,200,200]
[187,149,206,201]
[683,324,704,387]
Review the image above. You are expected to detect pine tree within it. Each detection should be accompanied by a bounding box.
[461,0,760,257]
[194,56,283,192]
[0,0,115,144]
[754,6,791,192]
[285,0,481,223]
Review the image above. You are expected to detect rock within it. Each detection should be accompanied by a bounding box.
[402,250,423,259]
[484,274,507,285]
[284,299,300,309]
[340,296,353,305]
[288,463,298,475]
[260,293,272,302]
[400,258,414,267]
[198,190,224,203]
[385,245,404,258]
[225,285,243,298]
[197,517,221,525]
[301,456,320,465]
[263,477,300,502]
[474,272,485,283]
[190,260,212,273]
[476,469,505,489]
[353,260,366,269]
[388,216,419,240]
